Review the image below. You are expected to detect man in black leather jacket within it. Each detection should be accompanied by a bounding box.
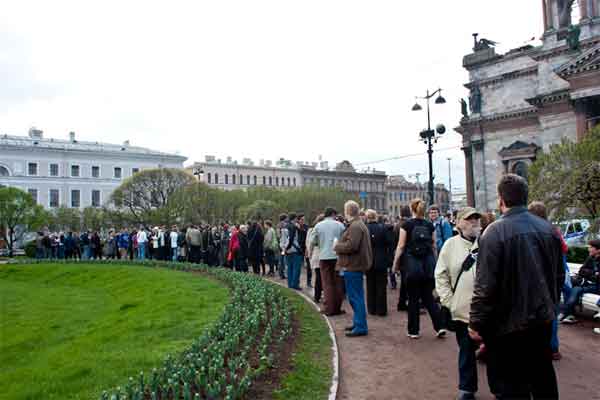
[469,174,563,399]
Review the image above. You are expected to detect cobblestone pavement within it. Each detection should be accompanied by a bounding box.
[277,269,600,400]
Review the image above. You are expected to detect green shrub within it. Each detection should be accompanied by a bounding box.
[24,241,36,258]
[567,246,588,264]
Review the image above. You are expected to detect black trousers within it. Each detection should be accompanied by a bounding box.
[485,323,558,399]
[314,267,323,302]
[306,258,312,285]
[406,277,441,335]
[189,245,201,264]
[398,270,408,309]
[366,268,388,316]
[455,322,478,393]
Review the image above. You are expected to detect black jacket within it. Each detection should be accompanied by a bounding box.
[367,222,394,272]
[578,256,600,286]
[469,207,564,337]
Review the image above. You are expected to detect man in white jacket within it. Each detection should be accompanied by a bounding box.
[435,207,481,400]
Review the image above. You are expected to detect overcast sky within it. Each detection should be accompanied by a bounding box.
[1,0,543,193]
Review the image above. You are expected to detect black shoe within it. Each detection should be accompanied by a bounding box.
[397,304,408,311]
[344,325,354,332]
[345,331,368,337]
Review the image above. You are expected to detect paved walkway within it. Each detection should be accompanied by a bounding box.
[281,270,600,400]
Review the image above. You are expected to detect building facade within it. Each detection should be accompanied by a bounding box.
[189,156,388,213]
[0,128,187,209]
[457,0,600,211]
[385,175,451,217]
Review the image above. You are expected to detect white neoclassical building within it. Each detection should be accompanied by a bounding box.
[0,128,187,209]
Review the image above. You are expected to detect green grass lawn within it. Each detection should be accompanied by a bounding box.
[0,263,229,400]
[273,290,333,400]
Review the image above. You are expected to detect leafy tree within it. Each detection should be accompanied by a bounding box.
[529,126,600,224]
[111,168,195,227]
[241,200,279,221]
[0,187,50,256]
[49,206,81,232]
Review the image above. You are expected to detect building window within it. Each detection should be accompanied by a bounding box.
[263,176,266,185]
[132,167,140,175]
[293,178,296,186]
[275,177,279,186]
[215,173,219,184]
[71,190,81,208]
[225,174,229,184]
[28,188,38,204]
[253,176,257,185]
[247,175,251,185]
[71,165,80,177]
[28,162,38,176]
[269,177,272,186]
[49,189,59,208]
[91,190,101,207]
[232,174,236,184]
[114,167,122,179]
[0,165,9,176]
[207,173,212,184]
[287,177,291,186]
[49,163,59,177]
[92,166,100,178]
[239,174,243,185]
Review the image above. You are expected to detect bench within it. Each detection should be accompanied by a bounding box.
[567,263,600,316]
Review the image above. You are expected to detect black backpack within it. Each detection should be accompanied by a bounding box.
[407,223,432,257]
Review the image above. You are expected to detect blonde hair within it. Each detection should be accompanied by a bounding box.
[410,198,426,219]
[366,209,378,222]
[344,200,360,218]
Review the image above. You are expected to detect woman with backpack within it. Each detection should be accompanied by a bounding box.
[393,198,446,339]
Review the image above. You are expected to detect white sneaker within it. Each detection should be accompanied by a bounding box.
[436,329,448,338]
[594,312,600,320]
[561,315,577,324]
[407,333,421,339]
[594,328,600,335]
[557,313,565,321]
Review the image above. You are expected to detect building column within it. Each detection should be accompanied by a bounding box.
[574,99,589,141]
[542,0,549,30]
[462,146,475,207]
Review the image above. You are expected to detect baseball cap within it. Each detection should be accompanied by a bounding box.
[457,207,481,221]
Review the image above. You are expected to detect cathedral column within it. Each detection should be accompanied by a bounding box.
[580,0,589,19]
[543,0,550,30]
[462,146,475,207]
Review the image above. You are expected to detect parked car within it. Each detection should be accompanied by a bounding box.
[559,219,590,247]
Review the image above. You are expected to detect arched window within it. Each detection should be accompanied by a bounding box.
[287,177,291,186]
[247,175,251,185]
[275,177,279,186]
[215,173,219,184]
[293,178,296,186]
[253,176,257,185]
[269,176,272,186]
[0,165,9,176]
[225,174,229,184]
[232,174,236,184]
[239,174,243,184]
[207,173,212,184]
[263,176,266,185]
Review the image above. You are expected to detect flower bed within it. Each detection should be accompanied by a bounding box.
[14,259,293,400]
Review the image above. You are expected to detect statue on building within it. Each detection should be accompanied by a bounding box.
[469,86,482,114]
[472,33,498,52]
[558,0,576,29]
[567,23,581,50]
[460,98,469,119]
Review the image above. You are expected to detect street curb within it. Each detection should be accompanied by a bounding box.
[270,280,340,400]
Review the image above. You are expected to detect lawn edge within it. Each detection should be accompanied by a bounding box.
[269,280,339,400]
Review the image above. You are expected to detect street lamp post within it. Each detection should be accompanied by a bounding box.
[412,88,446,206]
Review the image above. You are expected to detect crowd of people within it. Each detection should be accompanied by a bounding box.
[31,173,600,400]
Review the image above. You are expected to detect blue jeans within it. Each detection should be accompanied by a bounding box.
[563,285,598,315]
[138,243,146,260]
[455,321,478,393]
[35,248,44,259]
[344,271,368,334]
[171,247,178,261]
[286,253,302,289]
[82,245,90,260]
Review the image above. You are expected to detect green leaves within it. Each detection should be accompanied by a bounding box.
[529,126,600,222]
